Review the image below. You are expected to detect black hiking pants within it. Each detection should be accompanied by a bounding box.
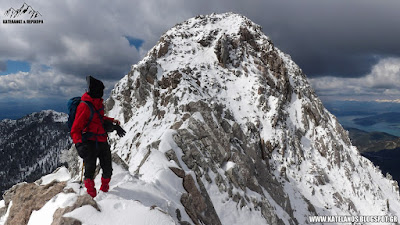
[82,141,113,180]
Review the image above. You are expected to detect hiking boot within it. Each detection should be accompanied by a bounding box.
[100,177,111,192]
[84,178,97,198]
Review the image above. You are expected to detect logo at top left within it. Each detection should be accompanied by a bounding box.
[5,2,41,19]
[3,2,43,24]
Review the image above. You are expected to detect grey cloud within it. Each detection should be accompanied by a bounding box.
[254,0,400,78]
[1,0,400,104]
[3,0,399,81]
[184,0,400,78]
[0,1,164,81]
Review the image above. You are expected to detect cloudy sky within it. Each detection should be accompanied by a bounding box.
[1,0,400,119]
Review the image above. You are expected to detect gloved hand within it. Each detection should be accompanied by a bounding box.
[103,120,114,133]
[75,142,88,159]
[115,124,126,137]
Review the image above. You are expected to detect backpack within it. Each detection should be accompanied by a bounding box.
[67,97,95,131]
[67,97,112,141]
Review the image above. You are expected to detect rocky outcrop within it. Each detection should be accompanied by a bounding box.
[52,195,100,225]
[169,101,292,224]
[60,144,81,179]
[3,181,69,225]
[2,180,101,225]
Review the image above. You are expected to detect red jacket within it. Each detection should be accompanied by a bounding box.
[71,92,115,144]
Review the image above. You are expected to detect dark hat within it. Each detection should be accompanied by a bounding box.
[86,76,105,98]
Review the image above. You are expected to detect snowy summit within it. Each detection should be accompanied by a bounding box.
[1,13,400,225]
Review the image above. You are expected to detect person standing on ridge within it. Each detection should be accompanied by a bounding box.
[71,76,120,198]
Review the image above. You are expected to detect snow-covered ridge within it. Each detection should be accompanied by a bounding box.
[20,110,68,123]
[1,110,68,125]
[0,119,16,124]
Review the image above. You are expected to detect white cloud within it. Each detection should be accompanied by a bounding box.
[310,57,400,101]
[365,58,400,89]
[0,66,84,99]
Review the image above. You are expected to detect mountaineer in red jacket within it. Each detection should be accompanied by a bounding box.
[71,76,120,198]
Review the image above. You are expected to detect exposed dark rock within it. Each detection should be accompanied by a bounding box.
[215,34,230,67]
[180,174,222,225]
[159,70,182,90]
[239,26,258,51]
[60,144,81,179]
[157,37,171,58]
[198,29,219,47]
[170,167,185,178]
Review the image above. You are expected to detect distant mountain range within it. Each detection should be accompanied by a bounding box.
[323,100,400,117]
[353,112,400,126]
[4,2,42,19]
[346,127,400,189]
[347,127,400,152]
[0,110,71,197]
[362,148,400,187]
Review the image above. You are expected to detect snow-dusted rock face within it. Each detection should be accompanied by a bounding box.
[106,13,400,224]
[0,110,71,197]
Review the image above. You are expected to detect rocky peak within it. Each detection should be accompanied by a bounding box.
[105,13,400,224]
